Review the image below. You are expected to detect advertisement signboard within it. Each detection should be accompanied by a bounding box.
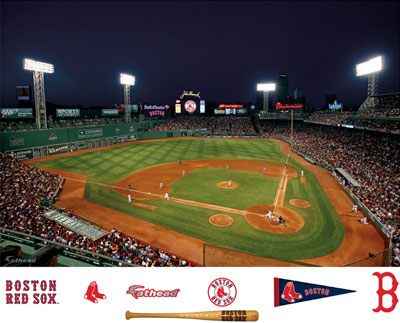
[16,86,31,101]
[214,109,226,115]
[144,105,171,118]
[102,109,119,117]
[0,108,33,119]
[56,109,81,117]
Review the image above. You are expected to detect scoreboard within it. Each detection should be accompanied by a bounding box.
[175,91,205,114]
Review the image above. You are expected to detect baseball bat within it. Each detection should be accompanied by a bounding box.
[126,310,258,321]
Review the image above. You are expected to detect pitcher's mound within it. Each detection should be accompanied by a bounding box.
[289,199,311,208]
[209,214,233,227]
[217,181,238,189]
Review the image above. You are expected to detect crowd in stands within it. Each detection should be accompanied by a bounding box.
[0,117,128,132]
[346,118,400,131]
[306,111,353,124]
[48,117,127,128]
[359,108,400,118]
[0,152,196,267]
[0,120,37,132]
[259,111,305,119]
[302,110,399,131]
[148,115,214,132]
[148,116,256,135]
[375,93,400,110]
[228,116,256,134]
[260,122,400,265]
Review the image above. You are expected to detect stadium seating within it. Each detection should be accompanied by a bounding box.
[0,152,197,267]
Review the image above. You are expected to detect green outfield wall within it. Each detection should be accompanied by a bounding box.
[0,121,192,160]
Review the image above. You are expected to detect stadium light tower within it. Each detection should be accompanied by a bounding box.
[356,56,383,110]
[24,58,54,129]
[257,83,276,111]
[120,73,135,123]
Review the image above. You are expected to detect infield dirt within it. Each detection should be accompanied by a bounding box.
[34,138,388,266]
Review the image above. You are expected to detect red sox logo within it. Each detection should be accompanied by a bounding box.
[281,282,303,303]
[184,100,197,113]
[208,278,237,307]
[373,272,399,313]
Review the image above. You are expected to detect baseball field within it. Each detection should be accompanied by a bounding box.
[31,137,388,266]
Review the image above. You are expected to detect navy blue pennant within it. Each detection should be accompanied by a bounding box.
[274,277,356,307]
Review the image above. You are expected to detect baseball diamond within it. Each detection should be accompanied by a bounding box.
[29,137,388,266]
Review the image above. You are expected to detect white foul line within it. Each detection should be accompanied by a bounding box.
[272,148,291,215]
[61,177,266,218]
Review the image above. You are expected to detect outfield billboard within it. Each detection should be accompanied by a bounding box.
[0,108,33,119]
[56,109,81,117]
[102,109,119,117]
[144,105,171,118]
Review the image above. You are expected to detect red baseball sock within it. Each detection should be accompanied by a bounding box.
[281,283,294,303]
[93,281,106,299]
[84,282,98,303]
[288,282,302,299]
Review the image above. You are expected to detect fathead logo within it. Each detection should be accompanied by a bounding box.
[373,272,399,313]
[126,285,180,299]
[208,278,237,307]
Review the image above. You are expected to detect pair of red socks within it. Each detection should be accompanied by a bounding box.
[84,281,107,303]
[281,282,302,303]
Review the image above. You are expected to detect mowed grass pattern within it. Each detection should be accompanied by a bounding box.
[34,138,345,260]
[171,168,279,210]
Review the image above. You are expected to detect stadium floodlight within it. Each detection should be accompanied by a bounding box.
[23,58,54,130]
[120,73,135,85]
[356,56,383,110]
[356,56,382,77]
[257,83,276,111]
[120,73,135,123]
[257,83,276,91]
[24,58,54,74]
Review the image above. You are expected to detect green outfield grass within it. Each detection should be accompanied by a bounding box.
[34,138,345,260]
[170,168,279,210]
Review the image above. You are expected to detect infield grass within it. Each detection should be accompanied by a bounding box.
[34,138,345,260]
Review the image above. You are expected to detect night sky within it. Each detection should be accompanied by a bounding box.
[1,1,399,108]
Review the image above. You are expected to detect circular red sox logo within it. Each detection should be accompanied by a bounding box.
[184,100,197,113]
[208,278,237,307]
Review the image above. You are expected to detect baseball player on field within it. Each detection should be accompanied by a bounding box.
[266,210,273,220]
[164,192,169,200]
[263,167,267,173]
[182,170,186,176]
[128,194,132,203]
[352,204,358,213]
[301,170,304,177]
[228,179,232,187]
[160,182,164,189]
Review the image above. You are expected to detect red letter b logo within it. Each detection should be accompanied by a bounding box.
[373,272,399,313]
